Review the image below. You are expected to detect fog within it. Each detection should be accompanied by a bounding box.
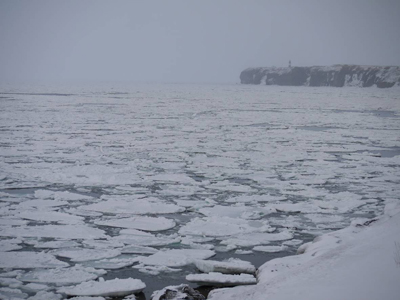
[1,0,399,83]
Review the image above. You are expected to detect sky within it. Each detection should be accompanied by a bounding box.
[0,0,400,83]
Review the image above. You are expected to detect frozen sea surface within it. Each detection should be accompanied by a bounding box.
[0,83,399,299]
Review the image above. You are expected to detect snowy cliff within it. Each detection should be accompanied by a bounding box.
[240,65,400,88]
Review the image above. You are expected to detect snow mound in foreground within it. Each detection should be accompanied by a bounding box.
[208,201,400,300]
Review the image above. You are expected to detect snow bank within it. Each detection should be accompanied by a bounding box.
[208,208,400,300]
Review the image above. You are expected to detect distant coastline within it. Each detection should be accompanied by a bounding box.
[240,65,400,88]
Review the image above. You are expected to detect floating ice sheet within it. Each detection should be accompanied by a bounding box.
[80,198,184,215]
[0,224,106,239]
[139,249,215,267]
[253,245,288,253]
[17,211,84,224]
[0,287,28,300]
[53,248,121,262]
[94,216,176,232]
[221,230,293,247]
[81,257,141,269]
[194,258,255,274]
[179,217,274,237]
[0,252,68,268]
[58,278,146,297]
[199,205,273,220]
[186,272,257,287]
[18,265,106,285]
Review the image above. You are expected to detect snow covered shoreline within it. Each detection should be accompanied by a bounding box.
[208,200,400,300]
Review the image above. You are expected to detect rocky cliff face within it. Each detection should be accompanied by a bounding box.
[240,65,400,88]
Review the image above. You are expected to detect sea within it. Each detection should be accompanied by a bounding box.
[0,82,399,299]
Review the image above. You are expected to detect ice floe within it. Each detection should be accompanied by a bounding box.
[120,245,158,254]
[27,291,62,300]
[0,251,68,268]
[94,216,176,231]
[17,211,84,224]
[139,249,215,267]
[58,277,146,297]
[133,264,181,276]
[194,258,255,274]
[52,248,121,262]
[16,199,69,209]
[114,232,181,247]
[179,217,274,237]
[186,272,257,287]
[0,239,22,252]
[0,287,28,300]
[221,230,293,247]
[33,240,81,249]
[81,257,140,269]
[253,245,288,252]
[0,224,106,239]
[80,198,184,215]
[198,205,273,220]
[34,190,93,201]
[18,265,106,285]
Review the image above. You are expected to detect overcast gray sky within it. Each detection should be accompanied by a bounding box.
[1,0,399,83]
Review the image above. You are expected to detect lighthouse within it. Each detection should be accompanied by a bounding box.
[288,60,292,68]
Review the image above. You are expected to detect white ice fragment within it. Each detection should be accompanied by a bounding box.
[235,250,253,255]
[27,291,62,300]
[253,245,288,253]
[18,265,106,285]
[133,264,181,275]
[82,239,124,249]
[282,239,303,246]
[194,258,256,274]
[16,200,68,209]
[173,199,215,209]
[0,251,69,268]
[81,257,140,269]
[58,278,146,297]
[199,205,272,220]
[0,224,106,239]
[139,249,215,267]
[80,198,184,215]
[0,239,23,252]
[121,245,158,254]
[0,270,25,278]
[221,230,293,247]
[65,208,103,217]
[179,217,273,237]
[114,233,181,247]
[21,283,49,292]
[0,218,28,226]
[34,240,81,249]
[186,272,257,287]
[0,277,23,288]
[18,211,84,224]
[0,287,28,299]
[94,216,176,231]
[53,248,121,262]
[34,190,93,201]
